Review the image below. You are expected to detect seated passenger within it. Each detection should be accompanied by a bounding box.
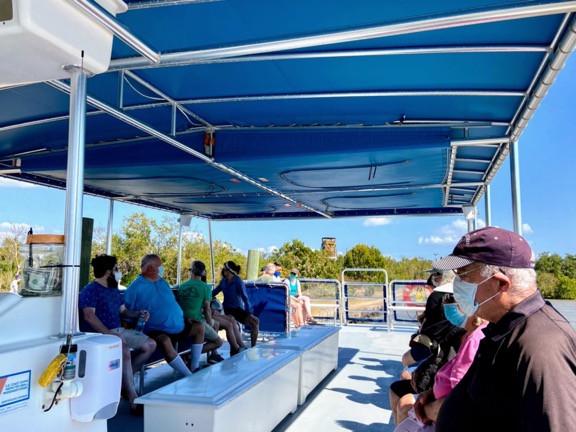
[401,270,456,372]
[390,278,463,425]
[212,261,259,347]
[179,260,225,365]
[256,263,278,283]
[394,303,487,431]
[286,268,317,324]
[124,254,205,374]
[79,255,156,414]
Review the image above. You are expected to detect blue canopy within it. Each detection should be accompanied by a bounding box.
[1,0,575,220]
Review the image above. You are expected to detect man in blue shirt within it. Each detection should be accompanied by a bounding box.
[124,254,205,374]
[79,255,156,414]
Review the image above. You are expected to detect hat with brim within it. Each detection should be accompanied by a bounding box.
[432,255,474,270]
[432,227,533,270]
[433,282,453,293]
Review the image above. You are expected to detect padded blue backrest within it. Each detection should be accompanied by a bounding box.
[245,282,289,333]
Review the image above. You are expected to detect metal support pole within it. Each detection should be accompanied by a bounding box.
[462,206,477,232]
[106,199,114,255]
[60,66,87,337]
[176,222,183,287]
[484,184,492,227]
[208,220,215,283]
[510,141,523,235]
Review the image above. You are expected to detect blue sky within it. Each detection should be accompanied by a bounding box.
[1,56,575,261]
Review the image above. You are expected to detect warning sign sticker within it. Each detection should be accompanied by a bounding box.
[0,371,31,416]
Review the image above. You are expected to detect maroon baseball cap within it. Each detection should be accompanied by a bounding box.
[432,227,534,270]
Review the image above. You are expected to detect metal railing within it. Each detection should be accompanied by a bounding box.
[341,268,389,326]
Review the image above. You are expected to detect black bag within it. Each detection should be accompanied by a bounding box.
[411,320,466,393]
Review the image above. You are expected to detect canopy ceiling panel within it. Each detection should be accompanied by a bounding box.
[1,0,575,220]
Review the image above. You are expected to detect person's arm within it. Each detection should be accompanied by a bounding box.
[203,300,213,327]
[212,281,222,297]
[237,277,252,313]
[82,307,113,335]
[413,389,436,425]
[296,279,303,297]
[119,304,149,321]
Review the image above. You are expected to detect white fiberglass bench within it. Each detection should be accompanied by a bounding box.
[136,347,300,432]
[260,325,340,405]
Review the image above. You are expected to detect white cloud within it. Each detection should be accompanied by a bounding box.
[0,222,45,239]
[183,231,204,241]
[256,245,279,254]
[363,217,392,227]
[0,178,37,188]
[522,223,533,234]
[418,218,487,245]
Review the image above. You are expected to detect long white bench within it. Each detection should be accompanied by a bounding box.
[136,347,301,432]
[136,325,340,431]
[260,325,340,405]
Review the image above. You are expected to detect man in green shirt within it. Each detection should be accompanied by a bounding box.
[179,260,224,364]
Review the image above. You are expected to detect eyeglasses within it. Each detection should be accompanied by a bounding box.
[454,266,481,278]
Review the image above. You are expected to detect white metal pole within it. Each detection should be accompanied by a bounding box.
[176,221,183,287]
[484,184,492,227]
[208,220,215,283]
[510,141,523,235]
[60,66,87,337]
[106,198,114,255]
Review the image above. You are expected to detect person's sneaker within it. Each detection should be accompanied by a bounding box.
[207,353,225,364]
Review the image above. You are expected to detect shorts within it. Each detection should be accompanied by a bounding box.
[111,327,151,350]
[224,307,250,324]
[145,319,192,343]
[389,378,416,398]
[202,320,219,342]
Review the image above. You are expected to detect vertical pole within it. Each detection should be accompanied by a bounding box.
[484,184,492,227]
[176,222,183,287]
[208,220,215,283]
[462,206,477,233]
[60,66,87,337]
[106,199,114,255]
[510,141,523,235]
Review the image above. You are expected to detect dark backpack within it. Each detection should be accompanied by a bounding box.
[411,320,466,393]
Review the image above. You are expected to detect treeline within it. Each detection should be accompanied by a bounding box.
[1,213,575,299]
[535,253,576,299]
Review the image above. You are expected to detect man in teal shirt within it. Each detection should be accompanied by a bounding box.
[179,260,224,364]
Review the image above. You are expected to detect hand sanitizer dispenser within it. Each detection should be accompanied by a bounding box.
[71,334,122,422]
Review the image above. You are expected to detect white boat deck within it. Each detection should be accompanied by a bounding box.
[108,300,576,432]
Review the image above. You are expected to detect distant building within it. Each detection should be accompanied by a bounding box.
[321,237,337,258]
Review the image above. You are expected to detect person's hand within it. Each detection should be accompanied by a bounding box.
[140,310,150,322]
[414,389,435,425]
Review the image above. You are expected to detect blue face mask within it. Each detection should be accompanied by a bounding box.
[453,275,499,317]
[157,265,165,278]
[443,303,466,327]
[274,271,281,277]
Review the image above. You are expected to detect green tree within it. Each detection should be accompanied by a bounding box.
[555,275,576,300]
[537,272,558,299]
[343,244,390,282]
[0,223,27,290]
[535,253,563,278]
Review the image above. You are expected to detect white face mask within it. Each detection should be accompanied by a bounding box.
[113,271,122,282]
[157,265,165,278]
[453,274,499,317]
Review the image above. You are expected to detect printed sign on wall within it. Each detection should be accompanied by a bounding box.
[0,371,31,416]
